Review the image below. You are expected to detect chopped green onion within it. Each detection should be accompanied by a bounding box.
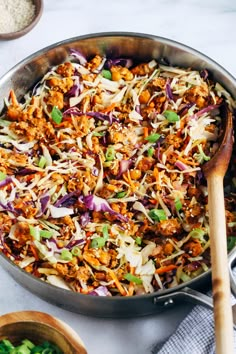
[189,228,205,241]
[102,69,112,80]
[51,106,63,124]
[102,224,109,240]
[115,191,127,198]
[135,236,142,245]
[29,226,40,241]
[174,197,182,212]
[105,146,115,161]
[227,236,236,251]
[0,171,6,181]
[21,339,35,350]
[93,131,105,137]
[38,156,47,168]
[180,271,191,282]
[0,339,14,350]
[145,133,161,143]
[195,144,210,164]
[60,249,73,261]
[71,246,81,257]
[228,222,236,228]
[39,230,53,239]
[147,147,154,157]
[0,339,62,354]
[124,273,143,285]
[90,237,106,248]
[148,208,167,221]
[163,110,180,122]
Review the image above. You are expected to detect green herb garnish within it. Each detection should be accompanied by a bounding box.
[51,106,63,124]
[145,133,161,143]
[105,146,115,161]
[174,197,182,212]
[71,246,81,257]
[163,110,180,122]
[38,156,47,168]
[39,230,53,239]
[147,147,154,157]
[148,209,167,221]
[93,131,105,137]
[116,191,127,198]
[124,273,143,285]
[227,236,236,251]
[90,237,106,248]
[60,249,73,261]
[135,236,142,245]
[102,69,112,80]
[0,171,6,181]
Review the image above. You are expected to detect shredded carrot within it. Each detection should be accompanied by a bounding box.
[84,239,91,251]
[178,156,198,166]
[149,199,157,205]
[123,170,136,192]
[143,126,149,139]
[108,269,126,296]
[156,264,177,274]
[9,89,18,106]
[153,167,159,182]
[29,244,39,261]
[101,102,117,113]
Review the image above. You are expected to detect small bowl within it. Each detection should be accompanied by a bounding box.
[0,0,43,40]
[0,311,87,354]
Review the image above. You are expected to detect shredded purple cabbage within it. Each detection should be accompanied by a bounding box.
[117,159,132,178]
[63,107,117,124]
[200,69,209,80]
[165,80,173,100]
[69,49,87,65]
[54,191,80,208]
[83,195,128,222]
[195,104,220,118]
[65,238,86,249]
[80,212,91,227]
[88,285,111,296]
[39,195,50,215]
[104,58,133,69]
[15,168,37,176]
[175,160,189,171]
[0,177,12,188]
[0,201,18,214]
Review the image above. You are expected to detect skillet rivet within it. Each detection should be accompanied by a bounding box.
[164,299,174,307]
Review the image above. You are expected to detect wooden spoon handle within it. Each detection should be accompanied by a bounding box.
[207,173,234,354]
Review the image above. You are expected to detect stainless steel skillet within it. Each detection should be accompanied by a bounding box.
[0,32,236,318]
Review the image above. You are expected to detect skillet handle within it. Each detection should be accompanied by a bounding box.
[228,246,236,297]
[154,286,213,309]
[155,247,236,310]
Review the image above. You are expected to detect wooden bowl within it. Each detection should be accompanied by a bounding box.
[0,0,43,40]
[0,311,87,353]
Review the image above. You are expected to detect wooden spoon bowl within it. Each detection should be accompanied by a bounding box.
[0,311,87,354]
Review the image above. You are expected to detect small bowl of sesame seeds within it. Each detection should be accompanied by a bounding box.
[0,0,43,40]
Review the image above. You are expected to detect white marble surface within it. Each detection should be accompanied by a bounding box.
[0,1,236,353]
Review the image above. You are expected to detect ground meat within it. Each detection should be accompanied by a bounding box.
[56,62,75,77]
[156,218,183,237]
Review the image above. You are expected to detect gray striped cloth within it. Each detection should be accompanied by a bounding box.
[156,270,236,354]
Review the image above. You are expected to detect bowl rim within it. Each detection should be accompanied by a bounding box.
[0,310,87,353]
[0,0,43,41]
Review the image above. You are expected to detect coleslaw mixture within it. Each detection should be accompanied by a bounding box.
[0,52,236,296]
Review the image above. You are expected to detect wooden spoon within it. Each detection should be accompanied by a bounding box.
[0,311,87,354]
[202,106,234,354]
